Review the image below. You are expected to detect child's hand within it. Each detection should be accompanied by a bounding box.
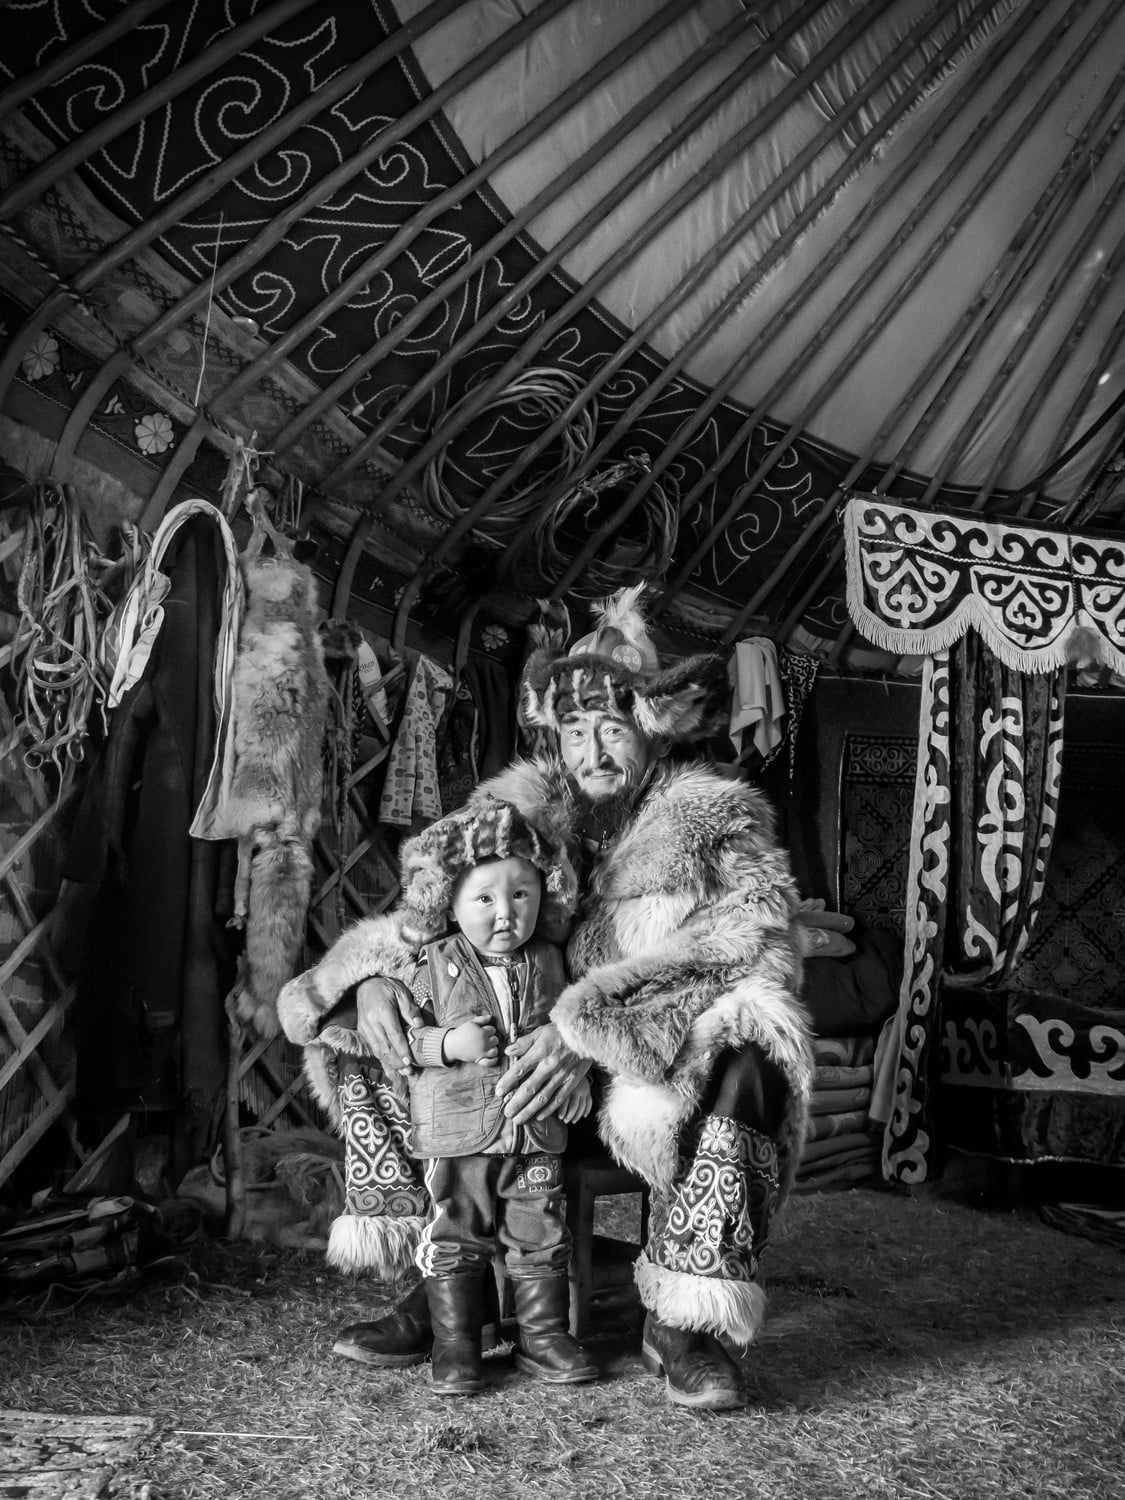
[443,1016,500,1065]
[556,1073,593,1123]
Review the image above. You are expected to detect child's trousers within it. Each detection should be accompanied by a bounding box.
[416,1151,571,1279]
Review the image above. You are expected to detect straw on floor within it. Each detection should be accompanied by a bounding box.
[1,1159,1122,1500]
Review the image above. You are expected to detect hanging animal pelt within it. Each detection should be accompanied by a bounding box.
[224,550,329,1039]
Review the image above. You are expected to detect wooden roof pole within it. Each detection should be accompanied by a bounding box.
[1067,406,1125,526]
[270,2,757,462]
[823,386,1125,665]
[0,0,466,423]
[487,0,994,599]
[858,80,1125,505]
[214,0,698,432]
[434,0,968,594]
[654,0,1105,636]
[610,0,1101,620]
[0,0,320,222]
[136,417,211,534]
[1018,304,1125,517]
[0,0,170,121]
[718,68,1122,651]
[384,0,892,642]
[774,250,1124,660]
[949,202,1125,512]
[814,196,1125,662]
[919,171,1125,509]
[318,0,833,494]
[39,0,564,498]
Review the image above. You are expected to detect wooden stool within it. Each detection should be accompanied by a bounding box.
[563,1154,650,1339]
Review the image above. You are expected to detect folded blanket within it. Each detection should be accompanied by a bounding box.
[799,1130,874,1166]
[806,1108,869,1142]
[794,1158,875,1191]
[811,1063,874,1090]
[809,1085,872,1116]
[813,1034,877,1069]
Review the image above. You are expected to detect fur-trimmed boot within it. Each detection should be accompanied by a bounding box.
[641,1314,746,1410]
[512,1274,598,1385]
[333,1275,502,1368]
[426,1275,486,1396]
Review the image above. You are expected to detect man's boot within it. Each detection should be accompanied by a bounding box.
[332,1273,501,1367]
[426,1275,485,1396]
[640,1313,746,1410]
[512,1274,598,1385]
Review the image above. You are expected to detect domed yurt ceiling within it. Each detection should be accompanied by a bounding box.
[2,0,1124,665]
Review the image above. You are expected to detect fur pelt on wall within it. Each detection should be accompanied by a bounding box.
[216,552,329,1038]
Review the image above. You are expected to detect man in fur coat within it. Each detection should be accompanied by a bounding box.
[278,589,814,1411]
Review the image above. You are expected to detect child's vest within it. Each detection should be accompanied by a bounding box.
[408,931,567,1159]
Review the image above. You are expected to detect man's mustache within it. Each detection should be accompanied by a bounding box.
[566,774,639,823]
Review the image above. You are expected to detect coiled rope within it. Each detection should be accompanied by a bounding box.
[531,450,678,598]
[10,485,119,779]
[419,366,678,593]
[421,366,596,540]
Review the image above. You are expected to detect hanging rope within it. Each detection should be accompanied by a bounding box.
[419,367,596,543]
[530,452,678,598]
[10,485,116,780]
[416,366,677,594]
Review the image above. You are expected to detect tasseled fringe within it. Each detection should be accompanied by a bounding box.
[634,1253,767,1349]
[843,500,1078,674]
[326,1212,426,1280]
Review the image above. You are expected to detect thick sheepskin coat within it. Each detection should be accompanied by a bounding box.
[278,754,813,1206]
[477,756,813,1199]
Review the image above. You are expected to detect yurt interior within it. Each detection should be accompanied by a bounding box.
[1,3,1123,1497]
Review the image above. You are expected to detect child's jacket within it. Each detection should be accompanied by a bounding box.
[407,930,568,1159]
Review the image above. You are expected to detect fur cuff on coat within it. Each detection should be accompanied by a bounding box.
[553,906,813,1196]
[276,914,417,1132]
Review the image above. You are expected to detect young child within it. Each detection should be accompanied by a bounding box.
[396,794,597,1397]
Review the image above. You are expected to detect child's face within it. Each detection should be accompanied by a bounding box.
[451,855,543,956]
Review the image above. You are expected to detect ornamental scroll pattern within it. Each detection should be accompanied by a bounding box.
[843,496,1125,674]
[1011,1014,1125,1095]
[881,634,1064,1184]
[882,651,951,1185]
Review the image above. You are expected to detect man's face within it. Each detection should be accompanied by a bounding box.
[558,709,658,802]
[451,855,542,955]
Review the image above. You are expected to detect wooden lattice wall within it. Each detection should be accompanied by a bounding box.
[0,491,417,1199]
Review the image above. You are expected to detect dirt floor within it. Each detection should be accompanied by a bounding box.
[2,1159,1123,1500]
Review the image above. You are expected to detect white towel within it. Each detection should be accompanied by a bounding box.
[728,637,786,759]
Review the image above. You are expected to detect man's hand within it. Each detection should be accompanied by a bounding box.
[443,1016,500,1065]
[794,898,857,959]
[495,1021,592,1125]
[356,977,424,1074]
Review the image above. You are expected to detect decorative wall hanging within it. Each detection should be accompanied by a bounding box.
[847,498,1068,1183]
[844,494,1125,673]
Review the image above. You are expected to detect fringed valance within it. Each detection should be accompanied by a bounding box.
[844,495,1125,674]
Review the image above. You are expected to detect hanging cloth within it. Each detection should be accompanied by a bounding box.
[728,638,786,760]
[378,654,453,828]
[870,635,1066,1182]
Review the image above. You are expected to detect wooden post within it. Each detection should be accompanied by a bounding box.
[223,989,247,1240]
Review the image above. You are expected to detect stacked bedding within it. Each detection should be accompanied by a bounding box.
[795,1032,879,1190]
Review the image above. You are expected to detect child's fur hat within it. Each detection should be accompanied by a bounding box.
[398,794,577,945]
[521,584,728,745]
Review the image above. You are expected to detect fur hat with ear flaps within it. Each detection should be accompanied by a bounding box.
[521,583,729,744]
[397,794,577,946]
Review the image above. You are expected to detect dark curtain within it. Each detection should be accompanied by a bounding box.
[878,634,1066,1182]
